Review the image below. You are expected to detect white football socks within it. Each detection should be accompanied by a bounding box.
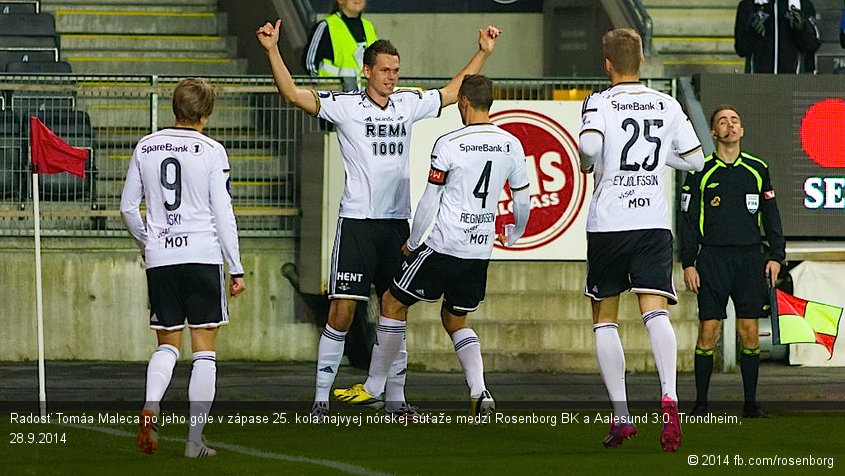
[452,328,486,399]
[188,351,216,443]
[384,337,408,412]
[315,325,347,403]
[593,323,630,422]
[143,344,179,415]
[642,309,678,401]
[364,316,406,396]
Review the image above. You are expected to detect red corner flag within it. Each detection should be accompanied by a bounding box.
[29,116,88,178]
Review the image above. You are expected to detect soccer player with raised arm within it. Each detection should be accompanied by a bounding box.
[120,78,246,458]
[334,74,530,421]
[578,29,704,452]
[256,19,501,420]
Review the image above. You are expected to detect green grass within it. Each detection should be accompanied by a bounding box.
[3,411,842,475]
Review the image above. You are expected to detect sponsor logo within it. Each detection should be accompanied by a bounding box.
[610,100,666,113]
[337,272,363,282]
[764,189,775,200]
[141,143,189,154]
[318,366,334,373]
[490,110,587,251]
[711,196,721,207]
[746,194,759,214]
[800,98,845,168]
[459,143,504,153]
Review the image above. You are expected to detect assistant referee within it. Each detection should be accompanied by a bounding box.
[679,106,785,419]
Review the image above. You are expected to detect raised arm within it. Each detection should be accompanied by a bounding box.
[257,19,320,116]
[439,26,501,107]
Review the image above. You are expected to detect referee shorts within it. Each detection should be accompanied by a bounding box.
[696,245,769,320]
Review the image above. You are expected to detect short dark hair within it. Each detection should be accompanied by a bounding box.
[172,78,216,124]
[459,74,493,111]
[709,105,741,129]
[363,39,399,68]
[602,28,643,75]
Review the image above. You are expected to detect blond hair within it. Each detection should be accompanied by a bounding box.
[602,29,644,75]
[172,78,216,125]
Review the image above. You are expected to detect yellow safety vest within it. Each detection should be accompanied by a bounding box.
[318,13,378,77]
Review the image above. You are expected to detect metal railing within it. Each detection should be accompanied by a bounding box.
[0,75,675,237]
[620,0,655,57]
[0,74,344,237]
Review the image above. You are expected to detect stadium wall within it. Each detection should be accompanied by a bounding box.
[0,237,317,362]
[364,14,544,78]
[0,233,698,370]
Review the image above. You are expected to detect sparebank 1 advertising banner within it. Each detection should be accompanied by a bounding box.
[410,101,591,260]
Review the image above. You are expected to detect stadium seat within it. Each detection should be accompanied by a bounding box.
[0,1,38,15]
[0,49,57,70]
[0,108,24,199]
[20,108,97,202]
[35,152,96,202]
[6,60,71,73]
[0,13,56,38]
[0,35,56,49]
[24,109,93,142]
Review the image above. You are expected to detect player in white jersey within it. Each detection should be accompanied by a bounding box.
[120,78,246,458]
[334,75,530,421]
[578,29,704,452]
[257,19,501,419]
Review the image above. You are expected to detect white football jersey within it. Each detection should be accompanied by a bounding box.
[580,82,701,232]
[317,88,442,219]
[424,123,530,259]
[120,128,244,274]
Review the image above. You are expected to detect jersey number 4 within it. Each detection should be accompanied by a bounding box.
[160,157,182,211]
[473,160,493,208]
[620,118,662,172]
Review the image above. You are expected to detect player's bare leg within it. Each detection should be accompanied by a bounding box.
[637,293,681,452]
[737,318,768,418]
[138,329,182,455]
[692,319,720,416]
[592,296,636,447]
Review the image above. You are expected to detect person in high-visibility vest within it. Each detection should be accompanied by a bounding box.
[303,0,378,78]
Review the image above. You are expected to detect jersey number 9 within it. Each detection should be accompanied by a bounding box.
[160,157,182,211]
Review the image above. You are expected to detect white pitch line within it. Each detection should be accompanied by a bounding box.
[62,423,393,476]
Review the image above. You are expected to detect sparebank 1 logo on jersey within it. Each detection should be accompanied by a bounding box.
[490,109,587,251]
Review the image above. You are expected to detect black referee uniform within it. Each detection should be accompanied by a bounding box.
[680,150,785,416]
[680,151,785,318]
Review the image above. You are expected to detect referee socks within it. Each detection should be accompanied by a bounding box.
[694,347,715,405]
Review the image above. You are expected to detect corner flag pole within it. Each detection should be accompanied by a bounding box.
[32,169,47,417]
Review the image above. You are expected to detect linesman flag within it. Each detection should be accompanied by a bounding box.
[770,288,843,358]
[29,116,88,177]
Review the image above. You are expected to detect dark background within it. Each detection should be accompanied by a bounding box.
[700,74,845,239]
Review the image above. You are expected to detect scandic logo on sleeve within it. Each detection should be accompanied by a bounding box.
[490,110,587,251]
